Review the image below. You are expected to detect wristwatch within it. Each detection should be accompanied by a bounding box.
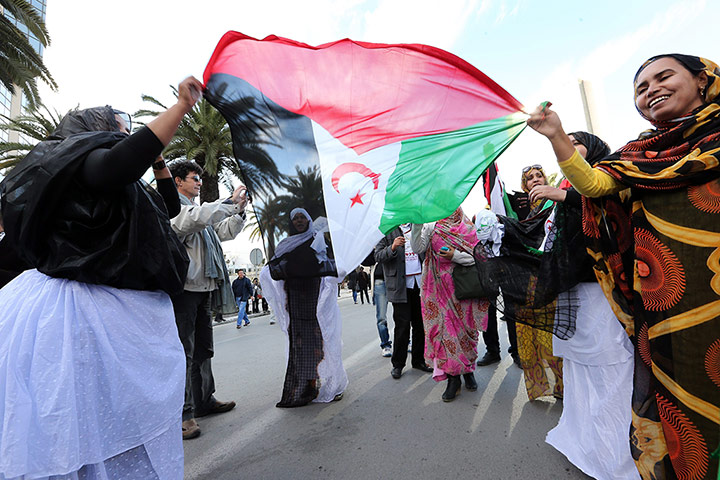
[152,159,166,170]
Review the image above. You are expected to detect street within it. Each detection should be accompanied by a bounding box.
[183,292,590,480]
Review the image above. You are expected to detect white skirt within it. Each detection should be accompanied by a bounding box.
[260,267,348,402]
[0,270,185,479]
[546,282,639,480]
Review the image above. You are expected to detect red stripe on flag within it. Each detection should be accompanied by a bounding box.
[204,31,523,155]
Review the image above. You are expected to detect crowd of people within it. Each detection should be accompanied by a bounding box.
[0,52,718,480]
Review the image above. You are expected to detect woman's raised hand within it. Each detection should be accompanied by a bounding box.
[177,76,203,113]
[527,102,576,164]
[147,76,204,146]
[527,102,565,140]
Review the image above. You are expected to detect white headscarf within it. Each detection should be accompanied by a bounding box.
[474,209,504,257]
[272,208,329,263]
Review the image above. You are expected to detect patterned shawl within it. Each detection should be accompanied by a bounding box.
[582,54,720,480]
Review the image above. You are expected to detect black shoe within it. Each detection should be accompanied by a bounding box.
[477,351,501,366]
[412,363,433,373]
[442,375,462,402]
[391,367,403,379]
[463,372,478,391]
[512,354,522,368]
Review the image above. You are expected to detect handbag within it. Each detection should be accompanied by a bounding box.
[452,264,483,300]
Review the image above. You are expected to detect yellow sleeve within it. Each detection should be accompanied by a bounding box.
[558,150,625,197]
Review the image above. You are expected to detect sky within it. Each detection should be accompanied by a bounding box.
[36,0,720,265]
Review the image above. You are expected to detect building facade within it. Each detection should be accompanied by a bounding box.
[0,0,48,142]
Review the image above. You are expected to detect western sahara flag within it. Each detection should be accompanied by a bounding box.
[203,32,526,275]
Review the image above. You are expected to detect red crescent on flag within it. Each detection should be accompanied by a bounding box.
[331,162,381,193]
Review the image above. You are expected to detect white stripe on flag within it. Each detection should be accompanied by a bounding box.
[312,121,402,277]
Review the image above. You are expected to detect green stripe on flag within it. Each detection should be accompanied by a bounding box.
[379,112,526,233]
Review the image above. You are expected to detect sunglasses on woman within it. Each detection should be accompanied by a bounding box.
[112,110,132,132]
[522,164,543,174]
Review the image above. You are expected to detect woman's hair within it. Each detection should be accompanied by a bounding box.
[169,160,204,181]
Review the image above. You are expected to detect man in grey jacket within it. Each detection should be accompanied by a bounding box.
[169,160,247,440]
[374,224,433,379]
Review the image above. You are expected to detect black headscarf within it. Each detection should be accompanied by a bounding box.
[49,106,119,139]
[0,107,189,295]
[567,131,610,166]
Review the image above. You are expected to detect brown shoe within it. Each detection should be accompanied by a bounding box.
[195,399,236,417]
[182,419,201,440]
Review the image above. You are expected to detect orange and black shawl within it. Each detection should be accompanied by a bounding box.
[584,54,720,480]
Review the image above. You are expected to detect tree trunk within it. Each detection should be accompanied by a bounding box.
[200,171,220,204]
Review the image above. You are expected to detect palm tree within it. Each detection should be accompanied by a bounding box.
[135,89,283,204]
[279,165,325,220]
[0,102,66,169]
[0,0,57,108]
[243,166,324,259]
[244,200,289,258]
[245,165,327,259]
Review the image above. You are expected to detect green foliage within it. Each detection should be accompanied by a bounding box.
[0,0,57,108]
[0,102,67,170]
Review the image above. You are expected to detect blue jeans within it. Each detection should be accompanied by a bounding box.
[352,290,358,303]
[373,279,391,349]
[236,297,249,326]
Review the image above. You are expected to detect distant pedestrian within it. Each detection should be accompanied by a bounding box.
[232,269,253,328]
[356,266,370,304]
[251,277,267,314]
[347,269,358,303]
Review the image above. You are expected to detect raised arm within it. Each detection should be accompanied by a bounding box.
[527,103,624,197]
[146,76,203,145]
[80,77,203,192]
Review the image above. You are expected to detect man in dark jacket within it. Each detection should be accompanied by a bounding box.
[357,267,370,304]
[374,225,433,379]
[232,269,254,328]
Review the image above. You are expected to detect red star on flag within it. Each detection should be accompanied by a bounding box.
[350,191,366,207]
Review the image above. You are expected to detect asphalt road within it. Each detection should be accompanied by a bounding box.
[183,291,590,480]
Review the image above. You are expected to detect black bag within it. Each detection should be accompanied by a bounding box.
[452,264,483,300]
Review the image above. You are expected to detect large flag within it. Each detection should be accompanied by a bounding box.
[203,32,526,276]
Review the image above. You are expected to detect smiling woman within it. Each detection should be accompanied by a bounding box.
[527,54,720,480]
[634,55,708,123]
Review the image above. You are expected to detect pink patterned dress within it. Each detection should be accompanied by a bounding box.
[420,209,489,381]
